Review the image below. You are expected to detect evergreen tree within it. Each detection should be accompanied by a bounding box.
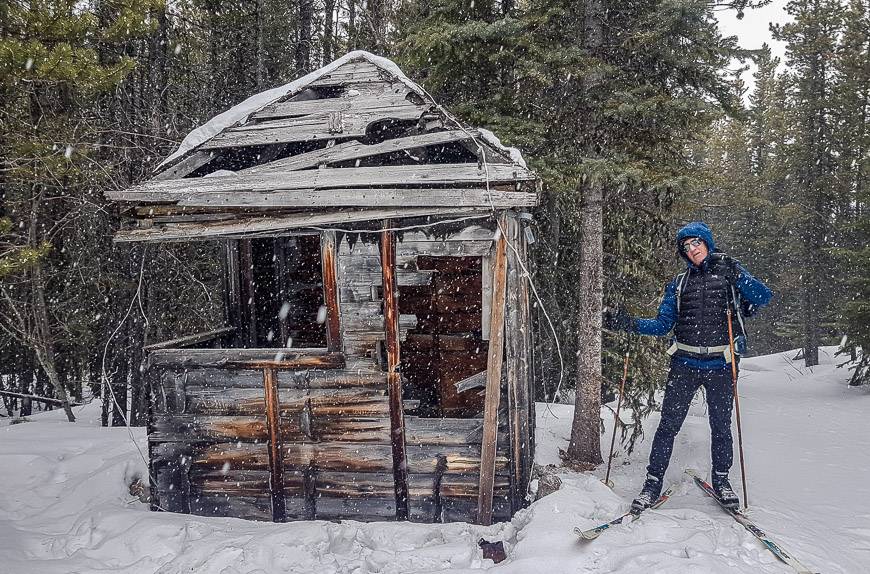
[397,0,746,464]
[0,0,161,421]
[831,0,870,383]
[772,0,846,366]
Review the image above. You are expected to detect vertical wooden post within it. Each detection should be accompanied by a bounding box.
[320,231,342,352]
[477,214,509,525]
[504,213,531,513]
[274,238,290,347]
[380,220,409,520]
[238,239,257,347]
[263,367,286,522]
[222,240,242,347]
[518,218,537,472]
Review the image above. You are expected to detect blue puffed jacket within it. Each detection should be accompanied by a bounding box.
[631,221,773,369]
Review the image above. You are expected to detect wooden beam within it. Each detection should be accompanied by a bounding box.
[238,130,478,173]
[238,239,257,347]
[223,240,243,347]
[518,214,536,502]
[151,150,217,181]
[229,353,345,370]
[262,368,286,522]
[251,92,418,120]
[113,207,492,243]
[503,213,532,513]
[308,60,389,86]
[109,164,536,202]
[320,231,342,352]
[145,347,337,368]
[201,105,426,149]
[143,327,236,352]
[477,214,509,526]
[170,189,538,210]
[381,221,410,520]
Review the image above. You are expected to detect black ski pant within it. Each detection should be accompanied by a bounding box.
[646,360,735,481]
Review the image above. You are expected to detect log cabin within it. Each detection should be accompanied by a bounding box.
[107,51,539,525]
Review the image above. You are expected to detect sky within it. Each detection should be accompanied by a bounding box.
[715,0,792,97]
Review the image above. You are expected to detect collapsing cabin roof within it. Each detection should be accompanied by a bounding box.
[107,50,538,242]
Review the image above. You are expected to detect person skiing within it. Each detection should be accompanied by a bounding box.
[603,221,772,511]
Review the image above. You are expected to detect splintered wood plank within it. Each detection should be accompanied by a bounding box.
[143,327,235,351]
[114,207,491,242]
[504,213,532,513]
[477,214,509,526]
[146,347,334,368]
[263,368,287,521]
[381,221,410,520]
[277,442,509,474]
[239,130,477,173]
[320,231,342,352]
[159,366,384,390]
[308,61,389,86]
[171,189,538,210]
[151,150,217,181]
[251,92,418,120]
[112,164,535,202]
[201,104,426,149]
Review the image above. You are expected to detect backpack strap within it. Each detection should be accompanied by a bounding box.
[675,271,688,314]
[729,281,748,339]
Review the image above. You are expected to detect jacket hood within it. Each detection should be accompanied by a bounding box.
[676,221,716,265]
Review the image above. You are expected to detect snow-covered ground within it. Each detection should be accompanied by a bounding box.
[1,347,867,573]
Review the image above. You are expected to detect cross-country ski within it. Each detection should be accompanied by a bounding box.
[575,484,676,540]
[686,469,818,574]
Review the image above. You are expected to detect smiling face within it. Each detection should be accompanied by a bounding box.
[682,237,709,267]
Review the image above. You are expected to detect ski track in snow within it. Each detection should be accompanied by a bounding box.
[0,347,867,573]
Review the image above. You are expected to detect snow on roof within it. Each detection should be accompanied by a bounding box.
[158,51,527,170]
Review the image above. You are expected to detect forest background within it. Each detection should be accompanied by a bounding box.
[0,0,867,458]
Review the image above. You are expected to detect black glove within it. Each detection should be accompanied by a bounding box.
[603,307,633,332]
[709,253,741,284]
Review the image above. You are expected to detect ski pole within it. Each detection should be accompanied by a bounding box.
[727,309,749,509]
[603,350,629,489]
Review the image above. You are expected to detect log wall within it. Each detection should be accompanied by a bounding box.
[147,222,524,524]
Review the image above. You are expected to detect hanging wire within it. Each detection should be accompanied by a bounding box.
[409,85,567,414]
[100,244,167,510]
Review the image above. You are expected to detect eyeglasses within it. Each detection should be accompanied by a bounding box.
[681,238,704,252]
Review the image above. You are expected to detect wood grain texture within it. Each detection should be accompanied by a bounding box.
[477,214,509,526]
[238,130,476,173]
[110,164,536,200]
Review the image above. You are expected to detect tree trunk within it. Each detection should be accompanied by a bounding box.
[323,0,336,64]
[564,0,605,468]
[367,0,387,53]
[256,0,266,88]
[28,186,75,422]
[565,177,604,467]
[296,0,313,75]
[348,0,357,50]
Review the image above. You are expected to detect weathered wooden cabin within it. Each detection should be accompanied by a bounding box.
[107,51,539,525]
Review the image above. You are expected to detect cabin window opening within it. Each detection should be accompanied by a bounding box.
[399,255,488,418]
[246,235,327,348]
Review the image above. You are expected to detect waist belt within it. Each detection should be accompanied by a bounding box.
[666,341,735,363]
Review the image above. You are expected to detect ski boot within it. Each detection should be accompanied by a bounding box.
[631,474,662,514]
[712,471,740,510]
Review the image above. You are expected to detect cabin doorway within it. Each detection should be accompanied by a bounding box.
[400,256,489,418]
